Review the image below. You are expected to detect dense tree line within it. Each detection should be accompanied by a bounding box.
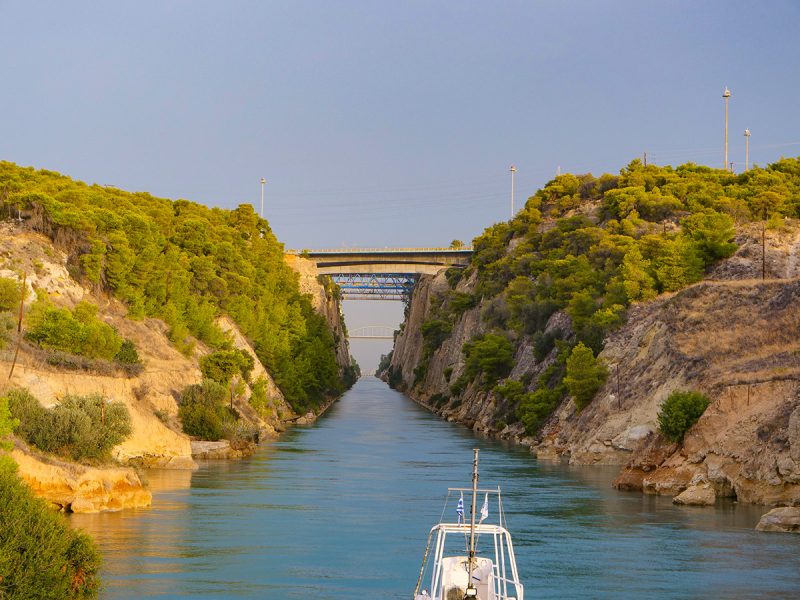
[0,162,345,412]
[427,157,800,433]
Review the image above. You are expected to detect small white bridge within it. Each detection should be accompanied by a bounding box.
[349,325,395,339]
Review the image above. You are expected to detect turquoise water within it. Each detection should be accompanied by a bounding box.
[71,377,800,599]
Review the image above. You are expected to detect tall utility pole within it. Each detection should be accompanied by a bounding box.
[260,177,266,217]
[723,87,731,171]
[509,165,516,218]
[744,129,751,171]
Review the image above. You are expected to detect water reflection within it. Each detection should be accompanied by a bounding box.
[70,377,800,599]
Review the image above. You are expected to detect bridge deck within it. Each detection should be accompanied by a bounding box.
[290,247,473,300]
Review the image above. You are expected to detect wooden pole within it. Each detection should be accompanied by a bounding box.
[7,273,26,381]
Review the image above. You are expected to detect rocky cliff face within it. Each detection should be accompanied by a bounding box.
[382,226,800,506]
[0,225,352,511]
[285,254,352,375]
[11,447,152,513]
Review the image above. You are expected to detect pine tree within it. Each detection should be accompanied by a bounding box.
[564,342,608,410]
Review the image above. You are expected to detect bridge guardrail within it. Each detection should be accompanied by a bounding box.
[286,247,473,254]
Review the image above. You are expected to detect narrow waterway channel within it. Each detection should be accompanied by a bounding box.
[71,377,800,599]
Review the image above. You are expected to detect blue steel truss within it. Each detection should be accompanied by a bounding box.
[331,273,418,301]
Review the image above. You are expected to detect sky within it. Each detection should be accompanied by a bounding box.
[2,1,799,371]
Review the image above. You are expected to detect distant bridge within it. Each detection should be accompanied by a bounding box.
[289,247,472,300]
[349,325,396,339]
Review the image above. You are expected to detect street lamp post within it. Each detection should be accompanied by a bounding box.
[723,87,731,171]
[510,165,516,218]
[744,129,751,171]
[260,177,266,217]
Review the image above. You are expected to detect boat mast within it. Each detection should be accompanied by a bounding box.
[466,448,479,598]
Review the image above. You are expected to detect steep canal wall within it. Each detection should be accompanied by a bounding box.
[381,220,800,507]
[0,161,356,514]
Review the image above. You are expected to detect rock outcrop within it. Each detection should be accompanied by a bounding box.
[755,507,800,533]
[672,483,716,506]
[12,448,151,513]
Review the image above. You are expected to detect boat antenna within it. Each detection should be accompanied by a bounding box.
[465,448,479,599]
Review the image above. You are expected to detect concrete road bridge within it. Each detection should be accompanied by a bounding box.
[288,247,473,300]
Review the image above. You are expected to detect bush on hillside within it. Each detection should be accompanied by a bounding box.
[0,455,101,599]
[7,389,132,462]
[0,393,101,598]
[248,376,271,418]
[114,339,141,365]
[1,392,18,449]
[493,379,525,403]
[178,380,230,441]
[447,291,478,316]
[519,387,564,435]
[420,319,453,354]
[0,275,21,312]
[462,333,515,388]
[200,348,254,385]
[658,390,711,443]
[0,310,15,350]
[563,342,608,410]
[25,296,123,360]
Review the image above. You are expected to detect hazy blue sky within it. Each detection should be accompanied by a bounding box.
[2,1,798,370]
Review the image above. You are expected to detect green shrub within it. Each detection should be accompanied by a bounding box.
[518,387,564,435]
[25,297,123,360]
[449,373,468,397]
[447,291,478,316]
[178,380,229,440]
[658,390,711,443]
[0,455,101,599]
[114,339,141,365]
[249,376,270,417]
[564,342,608,410]
[387,366,403,390]
[221,419,259,446]
[1,393,18,448]
[0,276,21,312]
[7,388,51,445]
[493,379,525,403]
[8,390,132,462]
[0,311,15,350]
[462,333,515,388]
[199,349,254,385]
[532,329,562,361]
[429,393,449,407]
[54,395,132,461]
[420,319,452,354]
[376,351,393,376]
[444,267,464,289]
[413,362,428,386]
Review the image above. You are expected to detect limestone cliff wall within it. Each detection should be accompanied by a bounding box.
[382,226,800,506]
[0,226,351,512]
[285,254,352,373]
[11,447,152,513]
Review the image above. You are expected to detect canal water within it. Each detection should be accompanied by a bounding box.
[71,377,800,599]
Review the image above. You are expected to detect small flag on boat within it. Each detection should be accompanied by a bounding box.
[479,492,489,523]
[457,493,464,524]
